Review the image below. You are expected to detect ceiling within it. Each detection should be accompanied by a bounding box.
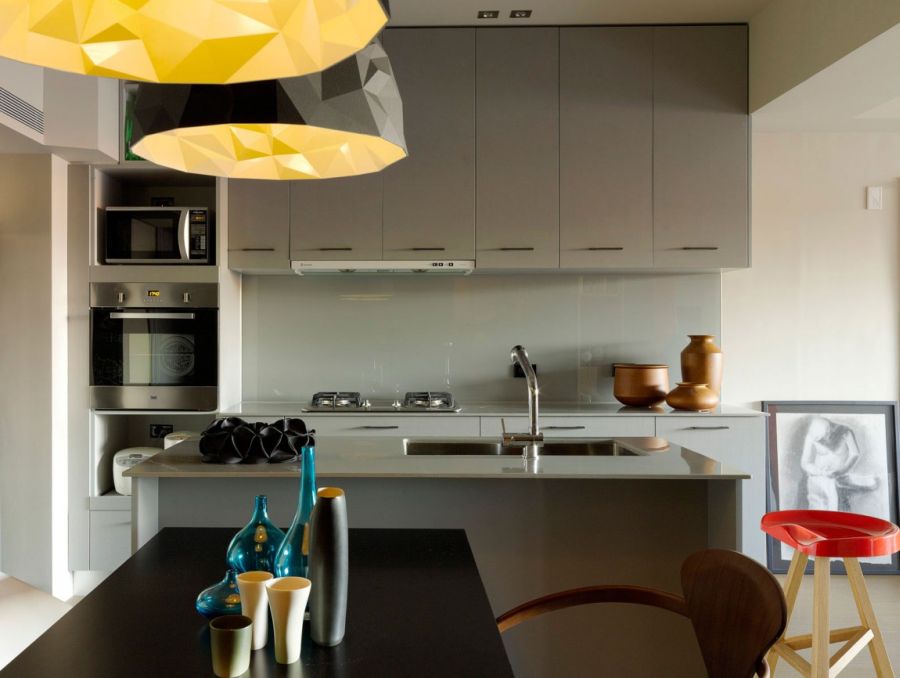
[388,0,768,26]
[753,22,900,131]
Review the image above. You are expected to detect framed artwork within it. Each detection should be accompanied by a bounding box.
[763,401,900,574]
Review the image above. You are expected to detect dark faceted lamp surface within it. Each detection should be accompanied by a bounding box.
[131,41,406,180]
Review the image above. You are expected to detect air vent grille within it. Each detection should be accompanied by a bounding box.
[0,86,43,134]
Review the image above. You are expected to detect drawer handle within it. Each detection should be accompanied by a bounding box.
[686,426,730,430]
[355,425,400,430]
[229,247,275,252]
[318,247,353,251]
[585,247,624,251]
[680,247,719,251]
[409,247,447,251]
[499,247,535,252]
[544,426,586,430]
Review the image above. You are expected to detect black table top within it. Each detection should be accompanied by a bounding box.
[1,528,513,678]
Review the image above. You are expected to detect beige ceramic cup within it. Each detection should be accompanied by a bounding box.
[209,615,252,678]
[265,576,312,664]
[236,571,274,650]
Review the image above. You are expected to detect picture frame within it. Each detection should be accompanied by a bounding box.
[763,401,900,575]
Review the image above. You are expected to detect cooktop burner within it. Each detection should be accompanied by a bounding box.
[306,390,460,413]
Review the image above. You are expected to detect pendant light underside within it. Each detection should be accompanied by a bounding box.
[0,0,388,83]
[133,123,405,180]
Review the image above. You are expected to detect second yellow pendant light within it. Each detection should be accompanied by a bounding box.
[0,0,389,83]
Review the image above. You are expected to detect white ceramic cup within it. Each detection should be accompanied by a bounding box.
[236,571,274,650]
[265,576,312,664]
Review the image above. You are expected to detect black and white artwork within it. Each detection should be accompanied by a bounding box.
[764,402,900,574]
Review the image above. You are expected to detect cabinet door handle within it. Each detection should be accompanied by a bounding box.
[499,247,535,252]
[229,247,275,252]
[544,426,586,430]
[354,425,400,430]
[680,247,719,251]
[685,426,730,430]
[586,247,624,251]
[318,247,353,252]
[409,247,446,252]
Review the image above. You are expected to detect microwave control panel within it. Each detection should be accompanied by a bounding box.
[188,209,209,260]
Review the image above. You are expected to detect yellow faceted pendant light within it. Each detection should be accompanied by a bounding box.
[0,0,389,83]
[131,41,407,180]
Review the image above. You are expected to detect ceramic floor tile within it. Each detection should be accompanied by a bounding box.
[0,573,73,670]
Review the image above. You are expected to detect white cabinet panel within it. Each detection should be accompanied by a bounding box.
[89,509,131,572]
[655,416,766,563]
[481,416,655,438]
[304,416,480,438]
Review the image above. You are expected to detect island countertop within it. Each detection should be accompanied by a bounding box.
[126,436,750,480]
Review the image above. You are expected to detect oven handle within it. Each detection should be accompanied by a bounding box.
[110,312,196,320]
[179,209,190,261]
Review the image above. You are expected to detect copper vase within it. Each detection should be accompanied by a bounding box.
[680,335,723,395]
[665,382,720,412]
[613,364,670,408]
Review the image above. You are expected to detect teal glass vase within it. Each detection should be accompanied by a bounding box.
[226,495,285,573]
[274,445,317,577]
[195,569,242,619]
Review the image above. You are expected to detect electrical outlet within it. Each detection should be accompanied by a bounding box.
[866,186,883,210]
[477,10,499,18]
[510,9,532,18]
[513,363,537,378]
[150,424,174,439]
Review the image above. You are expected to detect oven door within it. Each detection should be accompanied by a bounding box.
[91,308,218,410]
[104,209,188,263]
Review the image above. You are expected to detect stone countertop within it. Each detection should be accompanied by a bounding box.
[219,400,764,418]
[125,437,750,481]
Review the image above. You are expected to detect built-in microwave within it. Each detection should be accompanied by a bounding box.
[102,207,212,264]
[90,282,218,411]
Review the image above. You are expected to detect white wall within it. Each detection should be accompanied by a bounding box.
[723,132,900,407]
[0,154,71,597]
[241,272,722,404]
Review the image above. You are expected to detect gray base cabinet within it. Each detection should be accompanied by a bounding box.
[652,26,749,269]
[475,28,559,269]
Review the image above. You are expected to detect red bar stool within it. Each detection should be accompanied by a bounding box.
[762,509,899,677]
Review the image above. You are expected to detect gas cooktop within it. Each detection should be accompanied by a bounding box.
[304,391,460,413]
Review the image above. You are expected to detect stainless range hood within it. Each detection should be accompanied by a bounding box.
[291,260,475,275]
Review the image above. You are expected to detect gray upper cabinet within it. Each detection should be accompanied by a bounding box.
[653,26,749,268]
[289,176,382,261]
[476,28,559,269]
[381,29,476,260]
[559,28,653,269]
[227,179,290,272]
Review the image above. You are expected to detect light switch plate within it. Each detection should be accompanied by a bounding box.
[867,185,883,210]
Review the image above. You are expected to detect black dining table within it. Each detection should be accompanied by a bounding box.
[1,528,514,678]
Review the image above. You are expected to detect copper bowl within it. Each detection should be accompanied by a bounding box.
[613,364,670,408]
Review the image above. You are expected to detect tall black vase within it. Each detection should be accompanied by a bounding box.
[309,487,349,646]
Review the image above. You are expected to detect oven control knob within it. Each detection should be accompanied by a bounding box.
[182,292,191,304]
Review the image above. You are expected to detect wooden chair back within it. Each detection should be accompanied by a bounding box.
[681,549,787,678]
[497,549,787,678]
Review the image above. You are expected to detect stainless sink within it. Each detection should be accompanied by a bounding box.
[404,439,638,457]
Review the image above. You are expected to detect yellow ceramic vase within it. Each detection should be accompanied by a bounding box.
[665,382,720,412]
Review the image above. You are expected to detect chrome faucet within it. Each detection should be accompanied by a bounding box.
[503,345,543,458]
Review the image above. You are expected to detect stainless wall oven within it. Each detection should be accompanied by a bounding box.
[90,283,218,411]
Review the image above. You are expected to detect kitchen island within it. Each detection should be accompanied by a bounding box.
[127,436,749,677]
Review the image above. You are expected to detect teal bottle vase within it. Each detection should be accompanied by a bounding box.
[274,446,317,578]
[226,495,285,573]
[195,569,242,619]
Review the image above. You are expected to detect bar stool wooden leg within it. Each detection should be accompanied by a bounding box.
[811,557,830,678]
[770,550,809,676]
[844,557,895,678]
